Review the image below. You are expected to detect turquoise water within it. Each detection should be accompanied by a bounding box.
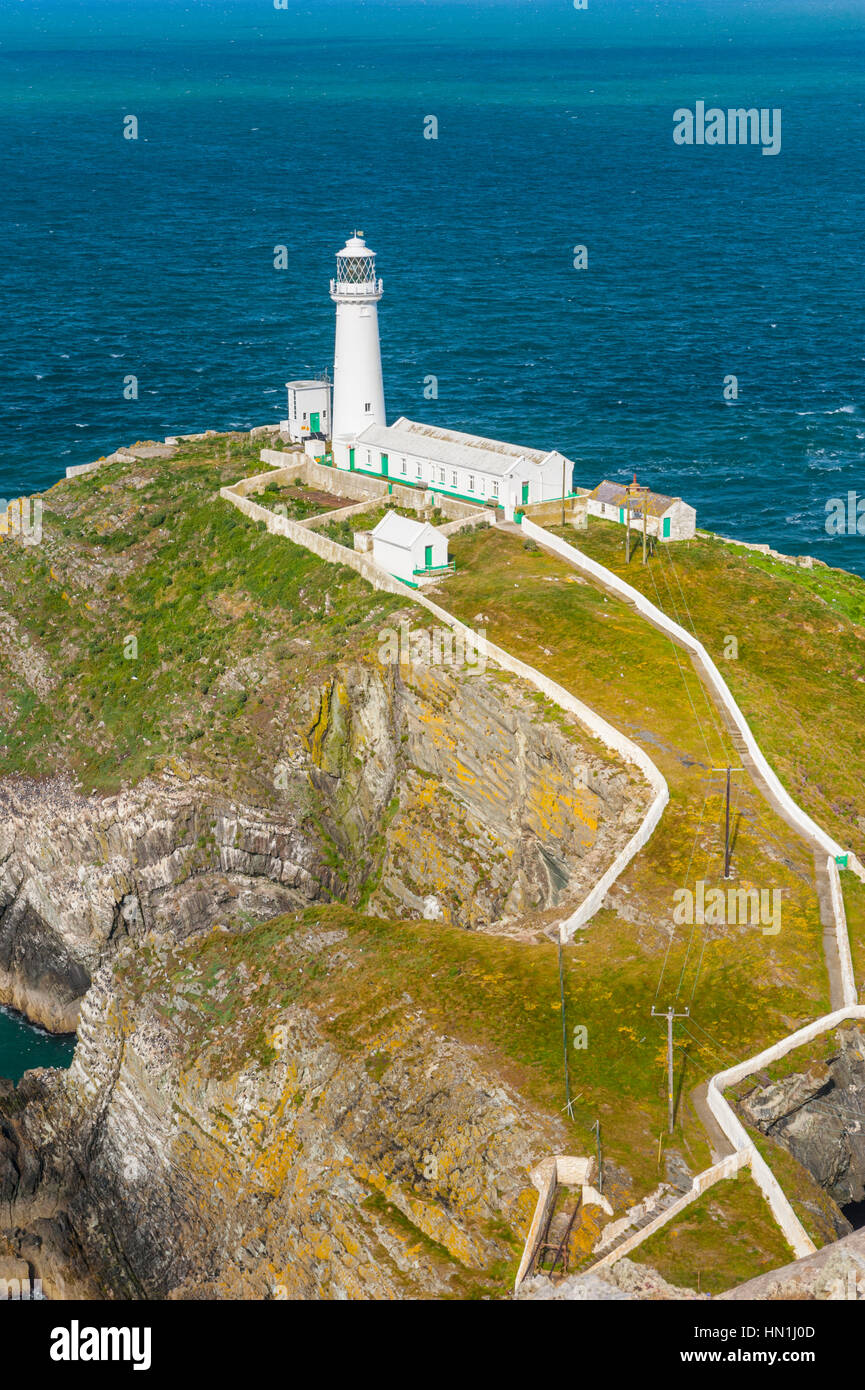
[1,1,862,571]
[0,1005,75,1084]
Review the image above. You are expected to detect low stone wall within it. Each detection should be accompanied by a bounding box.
[705,1005,865,1260]
[588,1151,752,1273]
[301,498,382,531]
[439,511,492,538]
[219,483,412,600]
[220,475,670,950]
[828,857,857,1006]
[520,517,863,880]
[231,464,305,497]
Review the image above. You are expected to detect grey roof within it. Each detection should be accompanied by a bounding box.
[370,511,438,549]
[589,480,682,518]
[355,417,568,478]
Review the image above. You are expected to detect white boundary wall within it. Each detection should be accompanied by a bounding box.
[224,471,864,1282]
[587,1151,752,1273]
[827,857,857,1006]
[520,517,865,882]
[220,475,669,945]
[706,1004,865,1259]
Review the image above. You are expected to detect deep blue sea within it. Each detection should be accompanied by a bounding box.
[0,1003,75,1082]
[0,0,863,580]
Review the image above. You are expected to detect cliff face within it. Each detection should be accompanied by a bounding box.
[0,916,565,1300]
[0,658,646,1034]
[737,1026,865,1227]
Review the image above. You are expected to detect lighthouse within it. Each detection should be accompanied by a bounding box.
[330,234,386,440]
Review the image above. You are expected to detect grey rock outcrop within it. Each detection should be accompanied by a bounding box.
[738,1027,865,1215]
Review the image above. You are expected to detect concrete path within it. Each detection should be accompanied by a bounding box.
[523,525,849,1008]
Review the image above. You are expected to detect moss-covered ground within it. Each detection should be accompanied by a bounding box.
[563,517,865,862]
[0,437,409,797]
[631,1174,795,1295]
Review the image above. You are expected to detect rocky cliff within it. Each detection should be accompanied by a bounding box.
[0,911,567,1299]
[736,1025,865,1230]
[0,657,646,1035]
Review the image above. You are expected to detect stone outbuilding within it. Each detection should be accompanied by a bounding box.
[586,480,696,541]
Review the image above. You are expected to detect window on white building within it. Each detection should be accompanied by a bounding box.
[400,457,406,475]
[366,450,371,466]
[468,474,474,491]
[416,460,422,478]
[492,480,500,498]
[439,467,445,484]
[364,402,371,412]
[451,470,457,488]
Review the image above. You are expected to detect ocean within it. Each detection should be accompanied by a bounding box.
[1,1,863,572]
[0,1003,75,1083]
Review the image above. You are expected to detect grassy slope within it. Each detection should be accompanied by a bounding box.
[842,870,865,997]
[0,437,407,799]
[442,526,831,1193]
[568,519,865,861]
[5,448,859,1288]
[632,1175,795,1295]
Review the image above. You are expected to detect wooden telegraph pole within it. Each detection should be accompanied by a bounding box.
[710,766,744,878]
[652,1004,690,1134]
[641,485,648,565]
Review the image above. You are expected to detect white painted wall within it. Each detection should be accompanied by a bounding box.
[521,517,862,877]
[220,479,669,945]
[332,299,386,439]
[286,382,331,443]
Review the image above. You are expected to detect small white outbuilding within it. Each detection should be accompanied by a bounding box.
[370,511,450,586]
[283,379,332,443]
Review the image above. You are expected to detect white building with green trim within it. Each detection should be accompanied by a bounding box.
[369,510,451,586]
[332,417,575,523]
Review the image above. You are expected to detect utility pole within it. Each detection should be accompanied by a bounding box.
[641,485,648,565]
[558,937,573,1118]
[652,1005,690,1134]
[592,1118,603,1193]
[710,766,744,878]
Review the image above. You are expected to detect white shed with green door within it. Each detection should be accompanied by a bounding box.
[370,511,450,585]
[284,379,332,443]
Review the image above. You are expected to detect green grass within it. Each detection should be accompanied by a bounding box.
[0,438,409,796]
[631,1173,795,1295]
[842,870,865,998]
[567,518,865,860]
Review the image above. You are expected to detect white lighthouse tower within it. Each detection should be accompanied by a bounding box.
[330,234,386,441]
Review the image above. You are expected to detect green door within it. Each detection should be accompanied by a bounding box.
[349,448,355,470]
[521,482,529,505]
[619,506,625,523]
[424,545,433,570]
[662,516,671,539]
[380,453,388,477]
[310,411,320,432]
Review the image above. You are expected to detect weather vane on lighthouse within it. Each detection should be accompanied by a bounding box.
[330,233,386,441]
